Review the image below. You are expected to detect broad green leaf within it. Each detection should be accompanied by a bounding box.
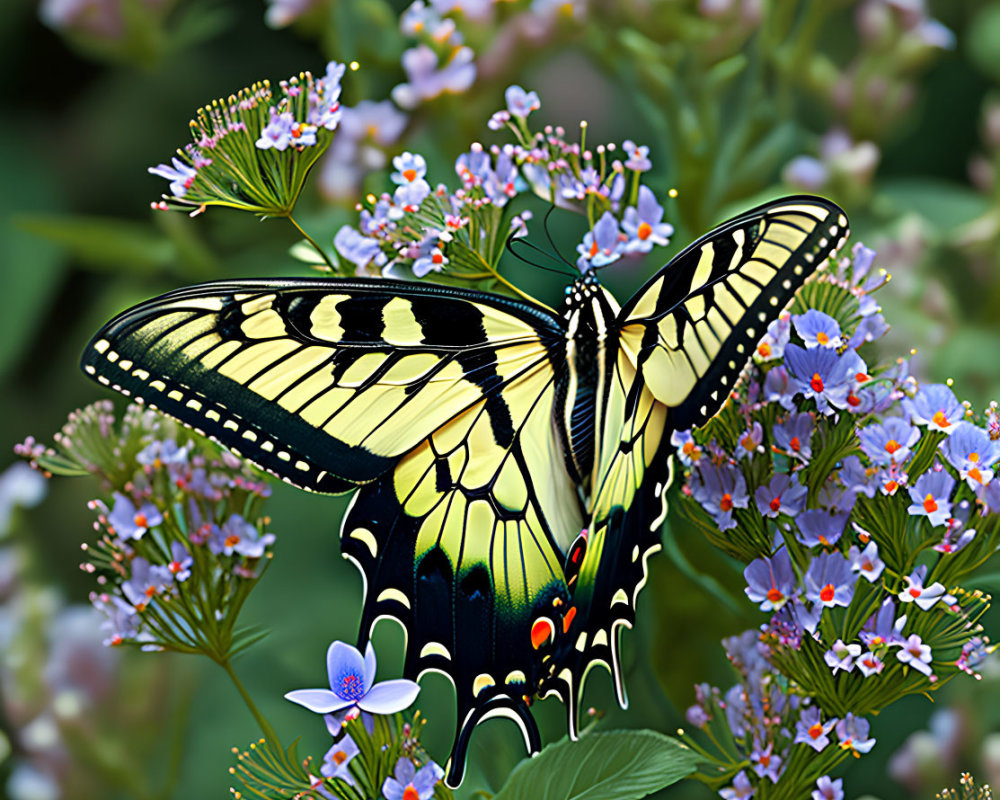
[493,730,698,800]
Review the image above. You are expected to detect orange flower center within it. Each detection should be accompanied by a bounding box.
[885,440,901,455]
[332,749,349,765]
[810,372,824,392]
[820,584,835,603]
[847,393,861,407]
[742,435,755,451]
[969,467,984,484]
[816,332,829,344]
[720,493,733,512]
[856,372,870,383]
[809,723,824,740]
[885,480,899,494]
[757,342,771,358]
[932,410,949,427]
[923,494,938,513]
[769,496,781,512]
[766,588,784,603]
[225,534,241,547]
[789,436,801,452]
[970,452,980,463]
[402,168,417,182]
[403,787,420,800]
[134,513,148,528]
[637,222,652,240]
[909,587,922,598]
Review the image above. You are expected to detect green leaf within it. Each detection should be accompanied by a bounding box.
[493,731,697,800]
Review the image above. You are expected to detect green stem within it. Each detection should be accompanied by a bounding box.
[287,214,335,271]
[221,658,284,748]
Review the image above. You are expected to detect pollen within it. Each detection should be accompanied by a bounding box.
[402,169,417,182]
[332,749,349,765]
[970,452,980,463]
[932,410,949,427]
[819,583,835,603]
[134,513,148,528]
[789,436,800,452]
[766,588,783,603]
[923,493,938,513]
[808,723,824,739]
[810,372,824,393]
[757,342,771,358]
[769,496,781,512]
[638,222,652,240]
[885,440,901,455]
[719,493,733,512]
[816,331,829,344]
[403,786,420,800]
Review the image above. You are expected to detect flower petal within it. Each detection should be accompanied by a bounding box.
[284,689,352,714]
[327,640,365,697]
[412,761,444,794]
[363,641,377,694]
[382,778,405,800]
[359,679,421,714]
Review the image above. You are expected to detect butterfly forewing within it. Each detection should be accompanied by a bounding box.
[81,278,566,493]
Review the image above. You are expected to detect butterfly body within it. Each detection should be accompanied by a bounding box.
[81,196,849,785]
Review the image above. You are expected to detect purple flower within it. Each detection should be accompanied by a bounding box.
[860,599,906,649]
[934,525,976,554]
[334,226,386,271]
[904,383,965,433]
[812,776,844,800]
[899,565,955,611]
[796,510,847,548]
[505,85,540,118]
[824,639,861,674]
[744,549,795,612]
[750,738,782,782]
[848,541,885,582]
[167,541,193,582]
[691,461,749,531]
[756,316,790,361]
[783,155,828,191]
[91,592,139,646]
[393,178,431,211]
[734,421,764,460]
[773,412,813,459]
[621,186,673,253]
[803,552,855,608]
[762,365,796,411]
[122,557,174,611]
[795,706,837,751]
[981,479,1000,514]
[108,492,162,541]
[137,439,189,469]
[285,640,420,716]
[856,650,886,676]
[859,418,920,465]
[483,149,521,206]
[754,474,807,519]
[897,634,933,676]
[256,108,295,150]
[311,62,346,130]
[576,211,624,271]
[784,344,858,414]
[392,44,476,110]
[148,157,198,198]
[839,455,876,499]
[719,770,755,800]
[210,514,275,558]
[836,713,876,755]
[382,757,444,800]
[338,100,407,147]
[321,734,359,785]
[907,469,954,527]
[943,422,1000,488]
[792,309,843,349]
[671,430,703,466]
[412,246,448,278]
[622,139,652,172]
[391,152,427,185]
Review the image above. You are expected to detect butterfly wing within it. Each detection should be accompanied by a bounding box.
[81,277,583,784]
[81,278,566,493]
[548,196,850,728]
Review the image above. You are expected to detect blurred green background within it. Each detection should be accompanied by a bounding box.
[4,0,1000,798]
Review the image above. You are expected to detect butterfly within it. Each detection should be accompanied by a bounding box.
[82,195,848,786]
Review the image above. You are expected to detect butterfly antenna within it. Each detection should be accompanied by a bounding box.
[540,205,580,272]
[505,221,577,278]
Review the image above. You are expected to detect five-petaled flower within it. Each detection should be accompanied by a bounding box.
[285,640,421,716]
[382,756,445,800]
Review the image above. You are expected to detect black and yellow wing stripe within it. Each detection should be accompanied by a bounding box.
[547,197,849,733]
[81,278,567,493]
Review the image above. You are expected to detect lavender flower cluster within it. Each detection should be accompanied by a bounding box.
[16,402,275,659]
[677,245,999,799]
[333,83,673,283]
[148,62,347,217]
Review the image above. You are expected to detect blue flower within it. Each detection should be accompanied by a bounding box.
[848,541,884,582]
[719,769,755,799]
[210,514,275,558]
[148,157,198,198]
[796,509,847,548]
[320,734,359,786]
[858,417,920,465]
[285,640,420,716]
[784,344,858,414]
[773,412,813,459]
[412,245,448,278]
[621,187,673,253]
[794,706,837,752]
[334,226,387,272]
[622,139,652,172]
[749,737,782,782]
[753,474,806,519]
[122,557,174,612]
[382,757,444,800]
[167,541,193,582]
[392,44,475,110]
[824,639,861,674]
[108,492,162,541]
[811,775,844,800]
[942,421,1000,488]
[691,461,749,531]
[907,468,954,527]
[792,309,842,349]
[504,85,541,119]
[256,108,295,151]
[391,152,428,186]
[576,211,624,272]
[734,421,764,460]
[803,552,855,608]
[904,383,965,433]
[744,549,795,612]
[897,634,933,676]
[899,565,954,611]
[859,598,905,649]
[755,316,790,361]
[836,713,875,755]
